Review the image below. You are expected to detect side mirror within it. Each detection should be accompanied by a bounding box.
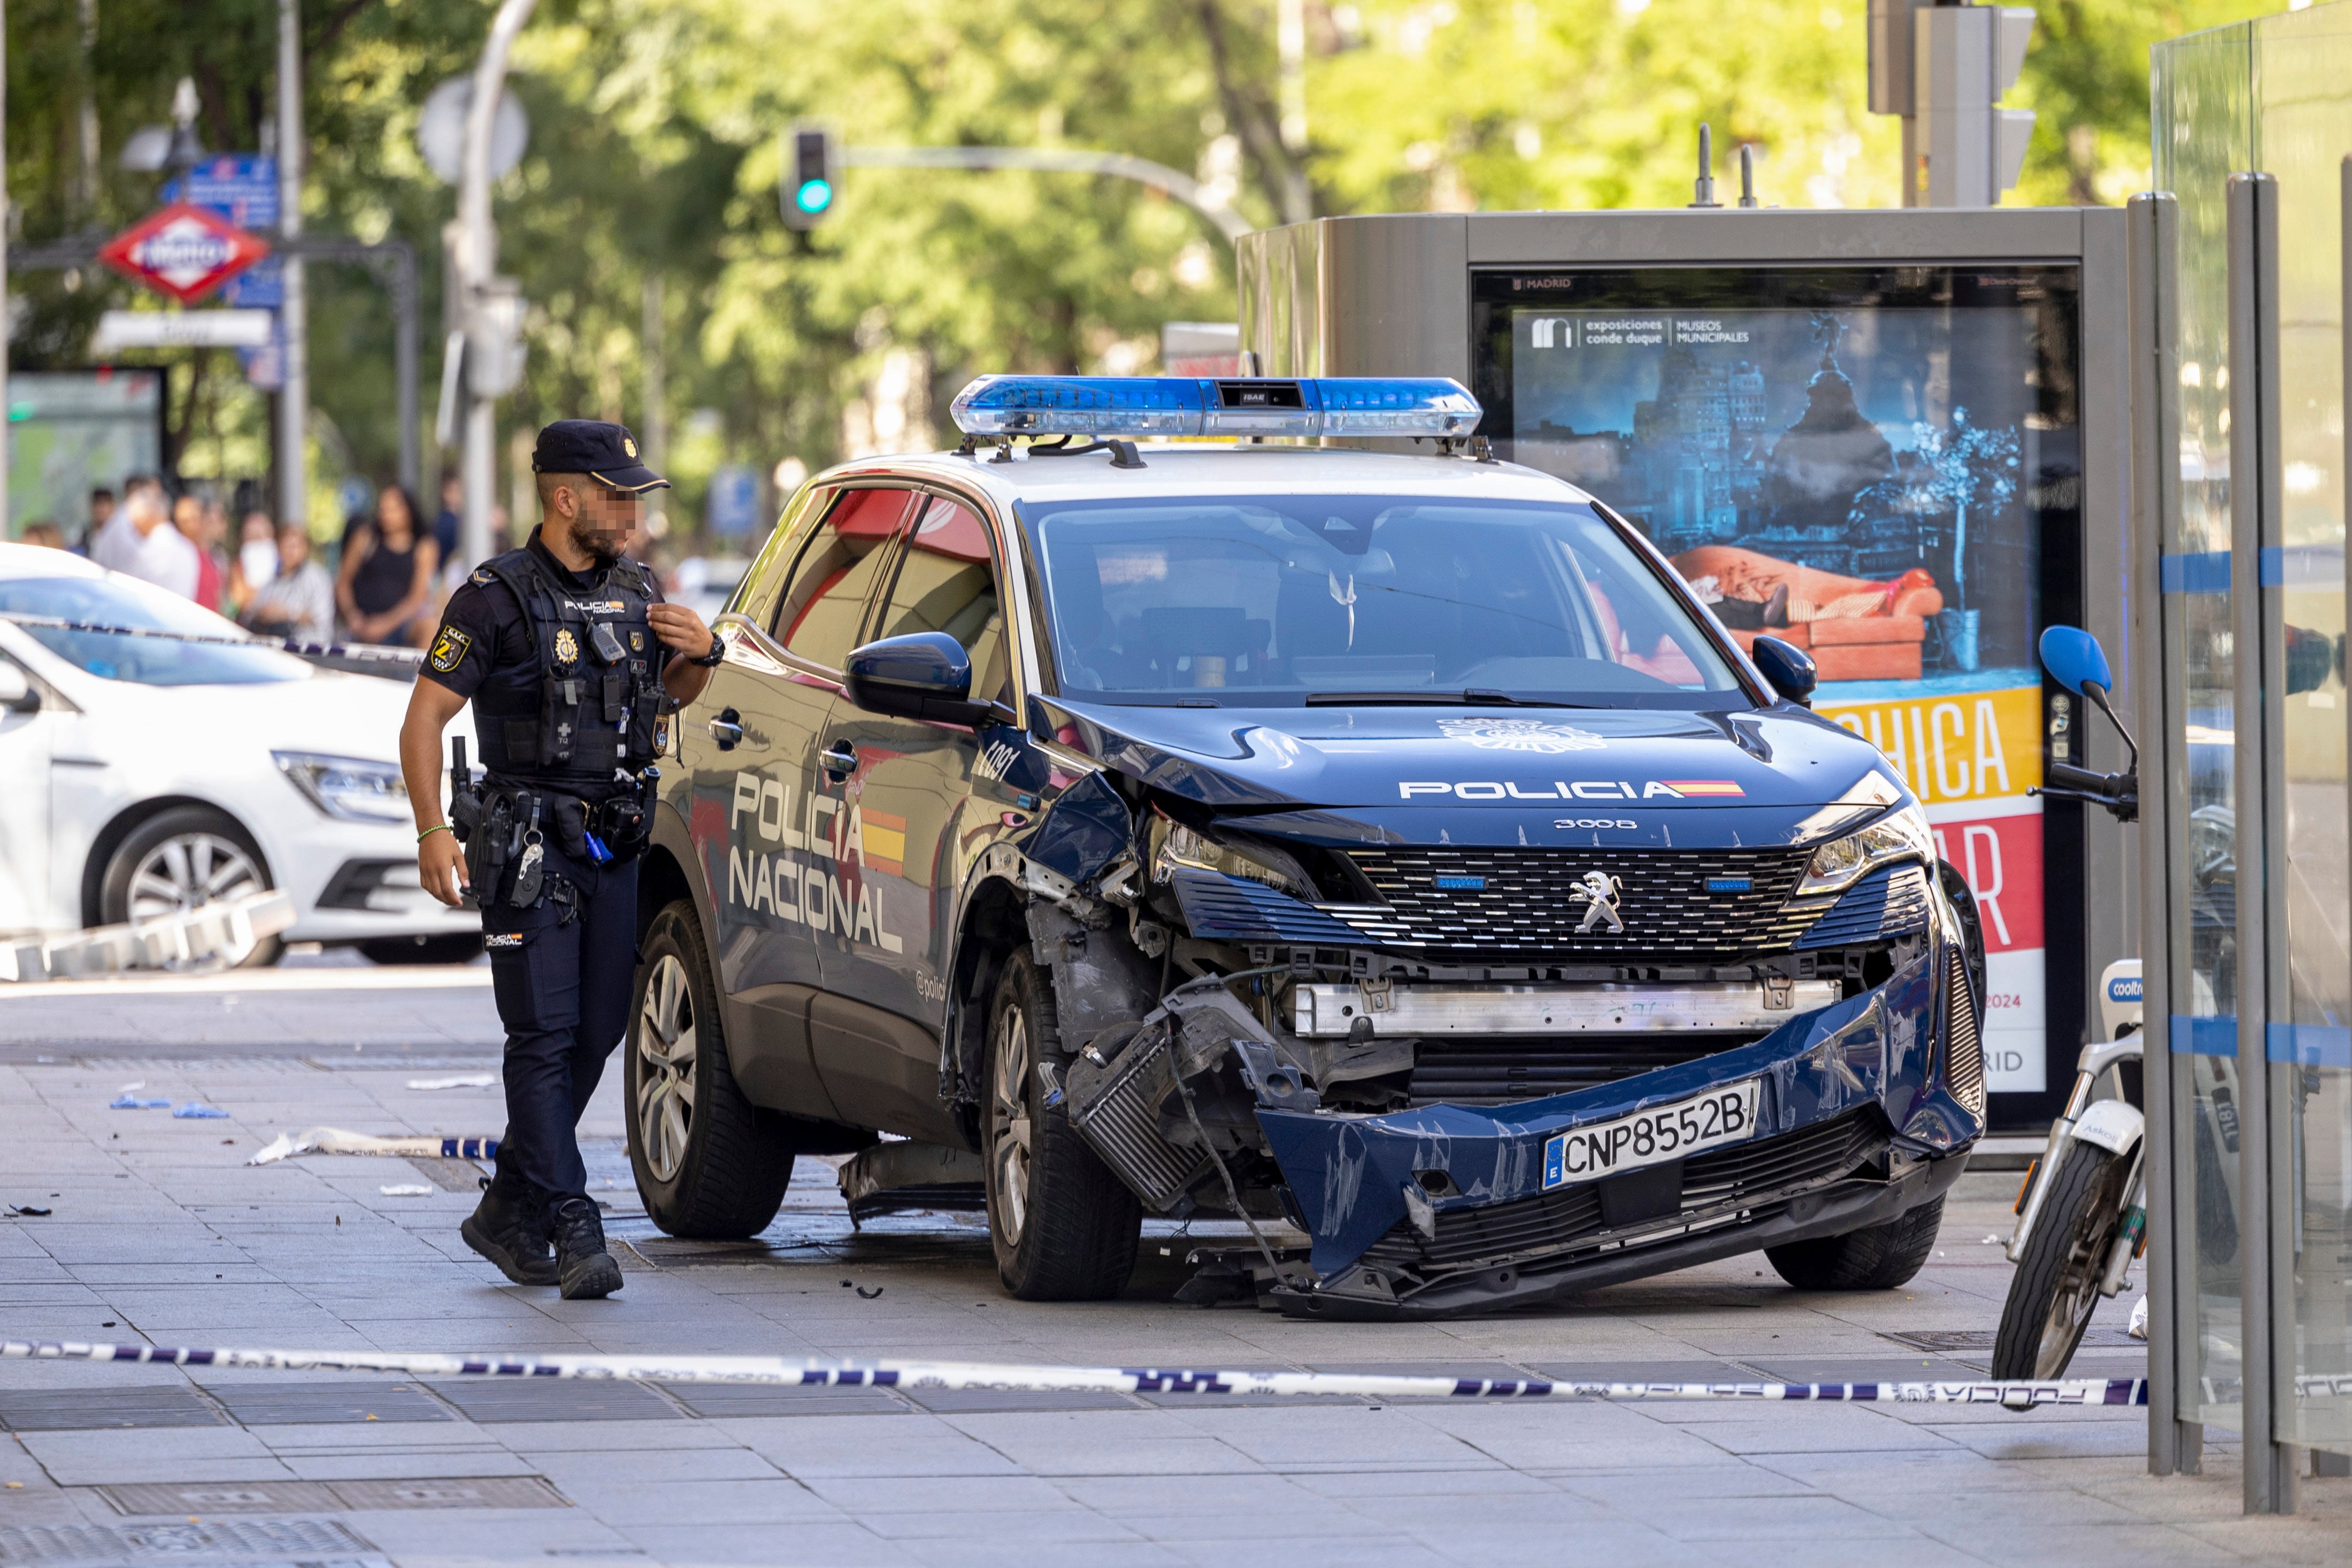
[1750,635,1816,707]
[2038,625,2113,696]
[0,665,37,714]
[843,632,992,726]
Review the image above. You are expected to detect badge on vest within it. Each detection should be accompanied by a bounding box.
[554,627,580,667]
[628,629,645,652]
[428,626,473,673]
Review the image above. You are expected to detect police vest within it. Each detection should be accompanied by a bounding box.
[472,548,664,790]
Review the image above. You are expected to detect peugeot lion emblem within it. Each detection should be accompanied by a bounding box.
[1568,870,1625,934]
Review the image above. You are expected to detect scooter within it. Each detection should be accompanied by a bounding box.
[1990,627,2150,1380]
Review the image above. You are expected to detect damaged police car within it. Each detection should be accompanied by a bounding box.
[626,375,1987,1319]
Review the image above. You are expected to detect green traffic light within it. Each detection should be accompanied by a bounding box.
[794,178,833,215]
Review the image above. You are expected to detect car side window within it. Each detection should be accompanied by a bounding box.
[873,496,1012,708]
[772,487,919,669]
[731,485,829,631]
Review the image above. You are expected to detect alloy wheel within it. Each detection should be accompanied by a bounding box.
[127,833,264,921]
[989,1003,1033,1247]
[635,954,697,1182]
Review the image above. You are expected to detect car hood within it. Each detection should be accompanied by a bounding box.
[1033,696,1902,852]
[66,668,460,765]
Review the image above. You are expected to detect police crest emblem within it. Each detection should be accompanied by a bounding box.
[428,626,472,673]
[622,435,638,458]
[554,627,580,667]
[628,629,645,652]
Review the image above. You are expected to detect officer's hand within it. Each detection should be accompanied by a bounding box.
[419,828,471,909]
[649,602,717,660]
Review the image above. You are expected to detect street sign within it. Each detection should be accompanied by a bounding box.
[162,155,280,231]
[707,465,760,537]
[91,310,275,352]
[222,258,284,309]
[417,78,530,185]
[97,204,271,304]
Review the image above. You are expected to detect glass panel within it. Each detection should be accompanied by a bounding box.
[2151,18,2253,1439]
[2254,5,2352,1461]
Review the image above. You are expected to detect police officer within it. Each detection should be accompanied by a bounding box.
[398,421,721,1299]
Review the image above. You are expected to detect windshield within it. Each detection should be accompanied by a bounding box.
[1023,494,1746,708]
[0,572,310,686]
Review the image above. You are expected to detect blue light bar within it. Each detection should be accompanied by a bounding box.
[949,375,1481,440]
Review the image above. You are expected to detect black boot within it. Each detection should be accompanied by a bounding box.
[462,1169,557,1286]
[552,1196,623,1300]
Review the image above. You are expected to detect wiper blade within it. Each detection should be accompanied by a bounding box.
[1302,689,1598,708]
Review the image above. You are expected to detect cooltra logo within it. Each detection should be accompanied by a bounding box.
[1437,717,1605,754]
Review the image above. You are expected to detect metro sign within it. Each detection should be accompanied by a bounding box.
[97,203,271,304]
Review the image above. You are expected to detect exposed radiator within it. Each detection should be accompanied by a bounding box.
[1943,947,1986,1116]
[1064,1030,1213,1212]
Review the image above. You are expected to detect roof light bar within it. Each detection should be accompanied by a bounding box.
[949,375,1481,440]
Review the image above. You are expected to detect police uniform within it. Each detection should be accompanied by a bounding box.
[424,421,706,1300]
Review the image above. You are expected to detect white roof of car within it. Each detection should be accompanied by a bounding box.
[0,541,106,579]
[816,444,1599,512]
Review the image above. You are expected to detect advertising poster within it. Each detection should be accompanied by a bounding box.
[1488,269,2078,1094]
[5,372,164,540]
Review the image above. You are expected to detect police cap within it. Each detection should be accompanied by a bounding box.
[531,420,671,494]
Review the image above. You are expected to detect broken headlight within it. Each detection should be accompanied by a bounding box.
[1795,800,1935,897]
[1149,818,1316,899]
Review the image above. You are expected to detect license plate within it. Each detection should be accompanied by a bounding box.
[1542,1080,1761,1189]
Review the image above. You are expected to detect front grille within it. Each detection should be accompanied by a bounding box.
[1943,947,1985,1115]
[1334,847,1821,958]
[1408,1035,1758,1106]
[1796,864,1931,949]
[1360,1109,1885,1277]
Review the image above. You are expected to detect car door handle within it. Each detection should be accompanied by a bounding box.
[708,708,744,751]
[819,741,858,779]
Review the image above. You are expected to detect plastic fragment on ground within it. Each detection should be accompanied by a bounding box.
[109,1095,171,1110]
[2128,1294,2149,1341]
[406,1075,496,1090]
[249,1127,503,1165]
[378,1184,433,1196]
[172,1103,230,1119]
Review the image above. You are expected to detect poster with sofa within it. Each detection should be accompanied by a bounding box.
[1509,295,2062,1093]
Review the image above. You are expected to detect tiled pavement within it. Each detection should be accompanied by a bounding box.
[0,972,2345,1566]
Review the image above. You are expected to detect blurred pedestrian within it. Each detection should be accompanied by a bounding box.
[243,522,335,645]
[228,510,280,615]
[91,478,199,598]
[432,472,463,571]
[337,483,440,646]
[19,521,67,550]
[176,493,230,613]
[80,487,116,555]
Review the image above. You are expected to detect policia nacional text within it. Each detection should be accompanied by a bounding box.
[398,421,721,1300]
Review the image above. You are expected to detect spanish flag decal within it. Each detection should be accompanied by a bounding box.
[1661,780,1745,797]
[858,809,908,876]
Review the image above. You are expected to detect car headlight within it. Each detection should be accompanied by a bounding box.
[1795,801,1935,897]
[1150,818,1315,899]
[275,752,411,824]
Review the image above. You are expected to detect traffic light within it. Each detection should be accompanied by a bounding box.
[1867,1,2035,207]
[782,125,835,230]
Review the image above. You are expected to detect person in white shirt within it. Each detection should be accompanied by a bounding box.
[90,479,200,601]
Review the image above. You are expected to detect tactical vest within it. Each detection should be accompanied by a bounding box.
[473,547,665,791]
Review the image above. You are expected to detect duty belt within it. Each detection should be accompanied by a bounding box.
[449,771,657,908]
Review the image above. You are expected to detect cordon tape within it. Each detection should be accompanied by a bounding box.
[1,1339,2150,1409]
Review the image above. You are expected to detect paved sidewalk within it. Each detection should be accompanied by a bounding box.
[0,990,2344,1566]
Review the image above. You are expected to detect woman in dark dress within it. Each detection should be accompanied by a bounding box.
[336,485,440,646]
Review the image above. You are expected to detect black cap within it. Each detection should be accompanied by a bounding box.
[531,420,670,494]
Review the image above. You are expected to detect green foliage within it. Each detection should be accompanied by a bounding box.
[2,0,2257,543]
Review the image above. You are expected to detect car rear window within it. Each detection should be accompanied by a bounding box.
[0,573,310,686]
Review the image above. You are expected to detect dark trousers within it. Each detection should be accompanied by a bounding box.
[481,839,637,1225]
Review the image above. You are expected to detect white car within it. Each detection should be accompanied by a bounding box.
[0,543,479,964]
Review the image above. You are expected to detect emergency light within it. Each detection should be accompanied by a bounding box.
[948,375,1482,440]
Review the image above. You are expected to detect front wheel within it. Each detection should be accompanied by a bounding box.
[99,805,281,967]
[1765,1195,1944,1291]
[983,950,1142,1300]
[624,900,793,1239]
[1992,1141,2134,1379]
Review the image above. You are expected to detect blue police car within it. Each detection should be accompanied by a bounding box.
[625,375,1987,1318]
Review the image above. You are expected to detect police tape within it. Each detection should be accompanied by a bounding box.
[0,611,424,664]
[0,1339,2148,1408]
[248,1128,500,1164]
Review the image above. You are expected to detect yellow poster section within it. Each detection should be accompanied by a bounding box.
[1813,686,2042,807]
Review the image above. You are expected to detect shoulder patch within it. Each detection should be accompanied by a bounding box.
[471,568,495,586]
[428,626,474,673]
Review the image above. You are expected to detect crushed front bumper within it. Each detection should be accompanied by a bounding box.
[1251,943,1983,1319]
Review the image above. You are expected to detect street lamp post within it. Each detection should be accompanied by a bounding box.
[457,0,537,571]
[277,0,308,534]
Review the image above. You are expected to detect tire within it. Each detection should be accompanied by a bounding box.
[99,805,282,967]
[359,933,486,965]
[1991,1141,2134,1379]
[983,949,1142,1301]
[624,899,793,1239]
[1765,1195,1945,1291]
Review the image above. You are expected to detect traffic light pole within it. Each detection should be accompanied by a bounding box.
[834,145,1250,244]
[457,0,536,571]
[277,0,308,533]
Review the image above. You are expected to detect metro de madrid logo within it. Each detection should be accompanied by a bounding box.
[1438,717,1606,754]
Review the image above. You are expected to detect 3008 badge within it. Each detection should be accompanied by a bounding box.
[1542,1080,1761,1189]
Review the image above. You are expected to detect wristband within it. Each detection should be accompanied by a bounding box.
[418,824,453,844]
